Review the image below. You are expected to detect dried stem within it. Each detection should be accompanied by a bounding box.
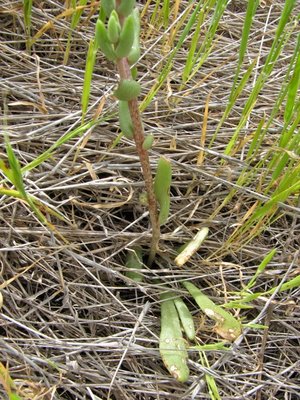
[116,57,160,265]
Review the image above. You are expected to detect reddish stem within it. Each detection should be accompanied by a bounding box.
[116,59,160,265]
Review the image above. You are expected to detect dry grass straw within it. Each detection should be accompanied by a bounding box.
[0,1,299,399]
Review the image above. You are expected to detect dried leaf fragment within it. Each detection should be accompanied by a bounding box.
[175,227,209,267]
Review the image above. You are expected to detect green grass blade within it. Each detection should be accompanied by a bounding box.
[246,117,266,161]
[279,100,300,150]
[4,135,27,199]
[21,119,96,174]
[0,138,50,227]
[209,59,256,148]
[242,176,300,231]
[0,187,71,225]
[243,323,268,330]
[81,39,97,122]
[200,352,221,400]
[251,41,299,174]
[71,0,88,29]
[186,0,227,83]
[23,0,33,52]
[284,34,300,123]
[162,0,170,29]
[141,2,202,110]
[182,0,211,83]
[244,249,276,291]
[267,104,300,187]
[149,0,161,27]
[235,0,259,81]
[274,0,296,39]
[224,0,296,156]
[190,342,228,351]
[224,274,300,309]
[272,164,300,202]
[0,159,15,184]
[23,0,32,31]
[64,0,89,65]
[211,0,259,143]
[273,274,300,293]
